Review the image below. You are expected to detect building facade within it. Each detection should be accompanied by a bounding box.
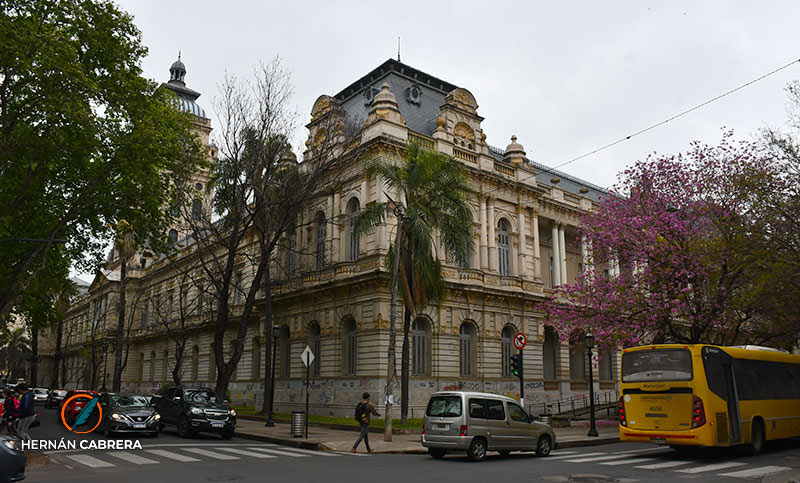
[48,58,619,418]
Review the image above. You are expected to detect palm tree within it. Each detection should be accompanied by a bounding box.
[0,325,32,382]
[356,142,474,423]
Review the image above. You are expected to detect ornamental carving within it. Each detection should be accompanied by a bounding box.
[453,122,475,141]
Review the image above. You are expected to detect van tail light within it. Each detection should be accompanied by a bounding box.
[619,396,626,427]
[422,428,425,436]
[459,425,468,436]
[691,395,706,428]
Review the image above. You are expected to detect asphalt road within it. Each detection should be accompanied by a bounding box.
[24,406,800,483]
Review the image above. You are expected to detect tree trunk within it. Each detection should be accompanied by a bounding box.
[112,257,127,392]
[401,306,410,424]
[385,215,403,442]
[261,269,274,414]
[51,318,63,388]
[172,340,185,385]
[30,326,39,387]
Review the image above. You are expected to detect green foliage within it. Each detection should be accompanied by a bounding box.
[0,0,205,323]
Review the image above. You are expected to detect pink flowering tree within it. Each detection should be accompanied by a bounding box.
[542,132,793,350]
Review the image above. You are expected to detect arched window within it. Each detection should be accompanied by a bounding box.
[343,318,357,375]
[501,325,515,377]
[347,198,360,261]
[459,322,475,377]
[252,338,261,380]
[150,351,156,381]
[209,344,216,381]
[599,348,614,381]
[191,345,199,381]
[310,322,321,377]
[192,198,202,220]
[570,334,586,381]
[412,318,429,376]
[169,229,179,243]
[543,326,558,381]
[498,219,511,276]
[315,212,326,270]
[279,326,290,378]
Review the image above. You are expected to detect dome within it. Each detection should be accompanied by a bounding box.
[504,135,525,157]
[171,59,186,72]
[174,97,206,118]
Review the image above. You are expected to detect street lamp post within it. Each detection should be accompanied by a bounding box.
[585,331,598,437]
[265,324,281,427]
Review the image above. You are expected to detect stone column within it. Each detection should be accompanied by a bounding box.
[551,223,561,286]
[532,210,542,281]
[517,207,527,278]
[558,225,567,284]
[479,196,488,269]
[487,197,497,272]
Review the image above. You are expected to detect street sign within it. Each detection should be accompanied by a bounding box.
[301,345,315,367]
[513,332,527,350]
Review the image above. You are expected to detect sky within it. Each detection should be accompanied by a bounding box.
[72,1,800,282]
[116,0,800,190]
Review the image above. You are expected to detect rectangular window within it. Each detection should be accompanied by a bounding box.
[412,329,427,376]
[469,399,487,418]
[622,348,692,382]
[426,396,462,417]
[346,331,357,375]
[485,399,505,420]
[460,336,472,377]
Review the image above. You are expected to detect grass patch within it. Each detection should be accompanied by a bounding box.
[232,405,422,429]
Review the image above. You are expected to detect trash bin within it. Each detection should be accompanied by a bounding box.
[291,411,305,437]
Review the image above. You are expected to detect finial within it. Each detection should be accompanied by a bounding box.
[511,135,517,142]
[397,36,401,62]
[178,50,181,61]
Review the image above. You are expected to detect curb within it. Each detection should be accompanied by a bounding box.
[555,437,619,449]
[234,431,333,451]
[237,414,421,435]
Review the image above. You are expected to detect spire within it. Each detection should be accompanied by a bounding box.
[397,37,401,62]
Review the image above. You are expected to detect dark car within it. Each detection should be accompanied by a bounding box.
[45,389,68,409]
[151,387,236,439]
[98,394,161,437]
[0,434,26,481]
[61,390,100,425]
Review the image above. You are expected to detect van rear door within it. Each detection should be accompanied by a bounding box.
[425,394,463,437]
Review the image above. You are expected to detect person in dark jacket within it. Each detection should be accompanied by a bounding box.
[14,384,35,440]
[352,392,381,453]
[1,388,16,434]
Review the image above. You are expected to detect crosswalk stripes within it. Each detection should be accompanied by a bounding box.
[719,465,792,479]
[565,454,629,463]
[675,461,746,474]
[599,457,656,466]
[64,454,116,468]
[215,447,278,459]
[634,460,692,469]
[259,445,341,457]
[107,451,159,465]
[245,447,311,458]
[181,447,240,460]
[143,449,201,462]
[548,451,605,460]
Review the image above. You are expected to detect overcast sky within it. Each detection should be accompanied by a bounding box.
[116,0,800,190]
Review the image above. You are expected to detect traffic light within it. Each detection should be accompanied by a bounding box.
[510,353,523,379]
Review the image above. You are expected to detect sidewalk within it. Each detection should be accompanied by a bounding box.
[234,417,619,453]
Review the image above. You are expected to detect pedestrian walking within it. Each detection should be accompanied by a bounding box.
[1,388,17,434]
[14,384,35,441]
[352,392,381,454]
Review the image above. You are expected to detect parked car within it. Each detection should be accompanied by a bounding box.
[31,388,49,405]
[0,434,26,481]
[97,393,161,437]
[61,390,100,426]
[45,389,68,409]
[421,391,556,461]
[151,387,236,439]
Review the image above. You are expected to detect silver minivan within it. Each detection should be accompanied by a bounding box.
[422,391,556,461]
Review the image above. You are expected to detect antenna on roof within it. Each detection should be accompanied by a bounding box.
[178,50,181,61]
[397,36,401,62]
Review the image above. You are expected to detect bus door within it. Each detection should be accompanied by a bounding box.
[702,347,741,444]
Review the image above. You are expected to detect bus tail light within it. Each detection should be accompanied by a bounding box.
[619,396,626,427]
[459,425,468,436]
[691,395,706,428]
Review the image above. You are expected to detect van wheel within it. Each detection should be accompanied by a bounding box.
[536,435,552,456]
[749,419,765,455]
[428,448,446,459]
[468,438,487,462]
[177,416,195,438]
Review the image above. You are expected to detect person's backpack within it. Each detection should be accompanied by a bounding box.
[354,402,366,423]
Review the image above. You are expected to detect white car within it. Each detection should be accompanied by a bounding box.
[32,388,49,404]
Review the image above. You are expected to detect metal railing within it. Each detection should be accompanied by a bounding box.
[533,390,618,419]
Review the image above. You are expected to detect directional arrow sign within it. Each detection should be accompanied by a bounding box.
[301,345,315,367]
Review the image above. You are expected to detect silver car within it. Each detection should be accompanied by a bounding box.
[422,391,555,461]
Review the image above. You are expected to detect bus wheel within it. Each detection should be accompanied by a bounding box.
[749,419,765,455]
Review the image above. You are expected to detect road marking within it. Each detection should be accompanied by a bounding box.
[246,447,311,458]
[676,462,746,473]
[548,451,606,460]
[600,457,656,466]
[547,451,579,456]
[248,446,340,457]
[215,447,277,459]
[64,454,115,468]
[107,451,158,465]
[635,460,692,469]
[719,466,791,478]
[565,454,625,463]
[144,449,200,462]
[181,448,240,460]
[619,446,673,455]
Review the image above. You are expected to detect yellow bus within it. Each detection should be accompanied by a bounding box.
[619,344,800,453]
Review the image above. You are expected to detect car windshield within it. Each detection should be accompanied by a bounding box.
[185,390,219,404]
[34,389,48,395]
[426,396,462,417]
[622,348,693,382]
[111,395,149,407]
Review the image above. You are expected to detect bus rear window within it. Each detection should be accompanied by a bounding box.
[426,395,462,417]
[622,349,693,382]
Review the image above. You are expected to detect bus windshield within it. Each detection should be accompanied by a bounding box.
[622,348,693,382]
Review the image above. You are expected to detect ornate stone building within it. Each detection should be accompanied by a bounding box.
[51,58,619,418]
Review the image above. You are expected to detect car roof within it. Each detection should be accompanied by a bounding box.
[429,391,519,402]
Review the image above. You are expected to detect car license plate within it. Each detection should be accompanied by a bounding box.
[211,422,224,428]
[651,438,667,445]
[436,424,450,430]
[133,423,146,429]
